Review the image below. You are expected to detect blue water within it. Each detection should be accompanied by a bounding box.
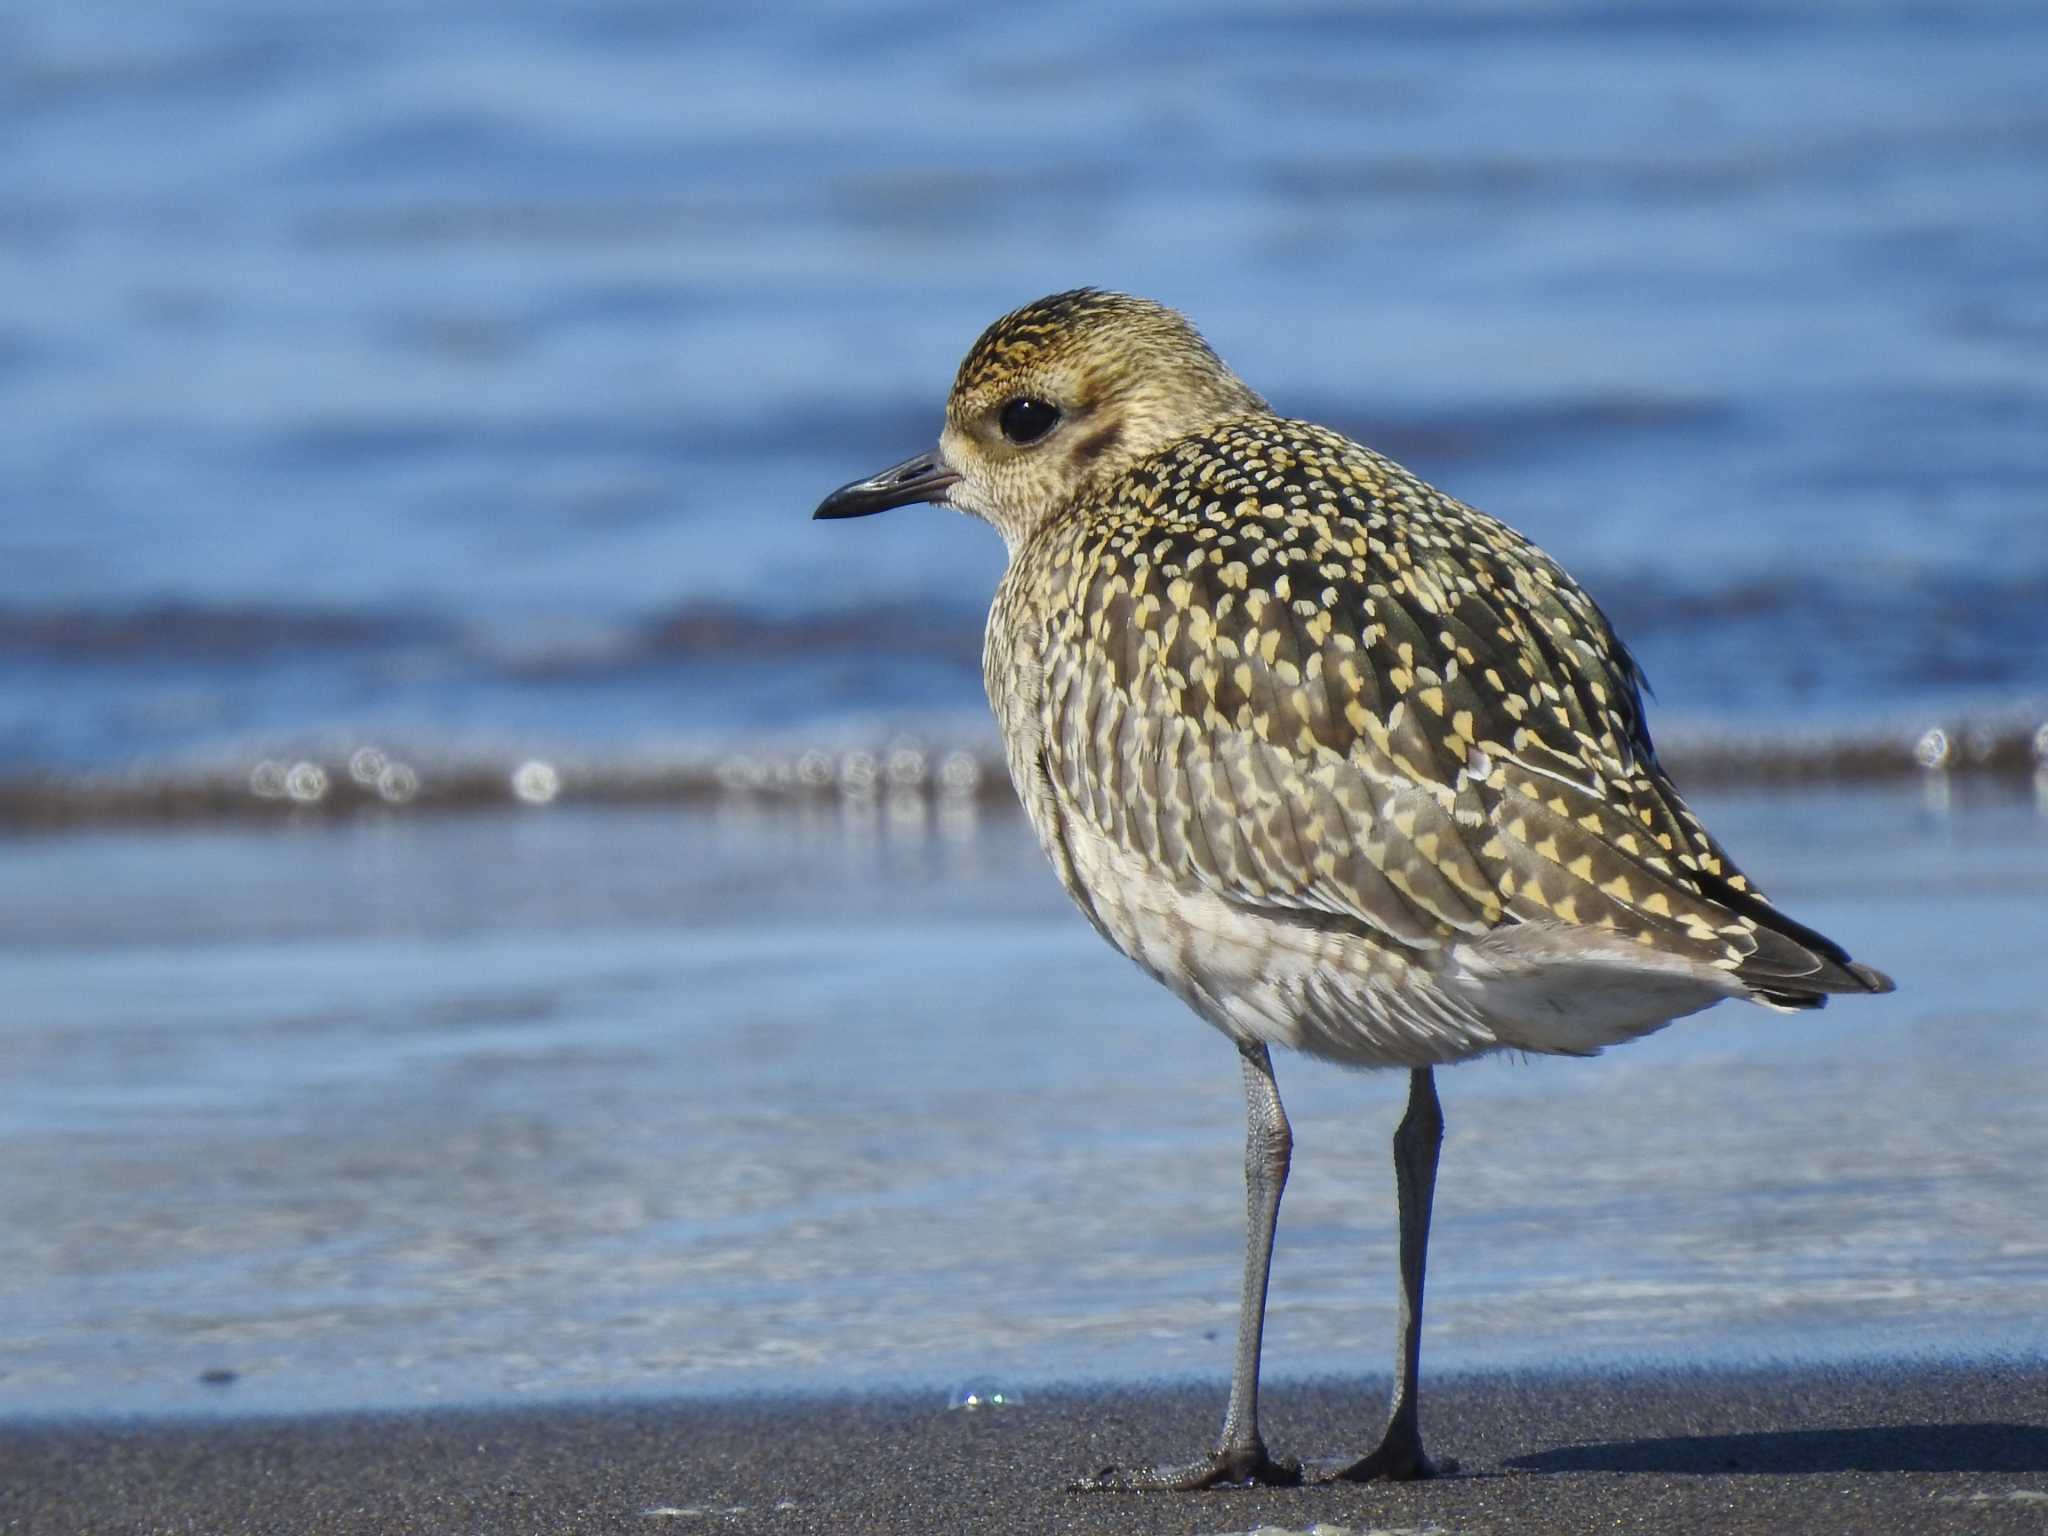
[2,0,2045,779]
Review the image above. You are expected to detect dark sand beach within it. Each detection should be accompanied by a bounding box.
[5,1362,2046,1535]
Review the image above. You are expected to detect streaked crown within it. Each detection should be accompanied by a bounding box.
[939,289,1269,547]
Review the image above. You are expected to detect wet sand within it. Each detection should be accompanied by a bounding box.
[4,1362,2045,1535]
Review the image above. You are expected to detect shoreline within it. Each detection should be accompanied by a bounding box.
[5,1360,2045,1534]
[1,713,2042,832]
[3,786,2040,1439]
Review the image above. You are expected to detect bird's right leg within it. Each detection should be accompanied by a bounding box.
[1074,1041,1303,1491]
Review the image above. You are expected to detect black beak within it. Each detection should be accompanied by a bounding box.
[813,447,961,520]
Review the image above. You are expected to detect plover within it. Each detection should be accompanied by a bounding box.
[815,289,1893,1489]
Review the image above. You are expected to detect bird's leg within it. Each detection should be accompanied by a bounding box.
[1329,1066,1457,1482]
[1074,1041,1303,1491]
[1202,1041,1303,1485]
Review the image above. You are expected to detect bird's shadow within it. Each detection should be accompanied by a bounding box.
[1506,1423,2048,1476]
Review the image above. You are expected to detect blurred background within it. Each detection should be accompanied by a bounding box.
[1,1,2043,1419]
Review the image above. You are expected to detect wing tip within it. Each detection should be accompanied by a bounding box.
[1747,953,1895,1007]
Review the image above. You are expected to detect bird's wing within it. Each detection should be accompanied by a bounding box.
[1036,417,1875,996]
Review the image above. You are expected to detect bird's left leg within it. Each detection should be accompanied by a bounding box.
[1074,1041,1303,1491]
[1328,1066,1457,1482]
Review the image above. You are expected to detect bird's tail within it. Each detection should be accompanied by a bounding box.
[1703,869,1895,1008]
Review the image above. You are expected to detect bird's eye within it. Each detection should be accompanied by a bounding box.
[998,396,1062,446]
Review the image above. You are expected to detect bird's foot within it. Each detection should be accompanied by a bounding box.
[1072,1442,1304,1492]
[1324,1434,1457,1484]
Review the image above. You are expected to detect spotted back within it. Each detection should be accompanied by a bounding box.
[1017,413,1869,995]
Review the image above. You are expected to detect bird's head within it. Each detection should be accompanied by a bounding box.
[814,289,1269,548]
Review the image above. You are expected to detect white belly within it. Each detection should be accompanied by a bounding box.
[1053,810,1743,1069]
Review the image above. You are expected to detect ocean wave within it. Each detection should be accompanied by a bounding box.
[0,602,442,659]
[0,597,987,670]
[7,563,2044,678]
[3,713,2042,832]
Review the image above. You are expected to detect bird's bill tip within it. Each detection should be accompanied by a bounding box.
[813,448,961,520]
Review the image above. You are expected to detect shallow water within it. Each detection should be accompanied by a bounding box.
[1,784,2040,1418]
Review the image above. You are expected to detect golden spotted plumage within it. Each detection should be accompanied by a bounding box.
[816,287,1893,1489]
[968,293,1885,1023]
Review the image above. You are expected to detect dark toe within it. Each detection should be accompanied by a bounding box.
[1325,1443,1457,1483]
